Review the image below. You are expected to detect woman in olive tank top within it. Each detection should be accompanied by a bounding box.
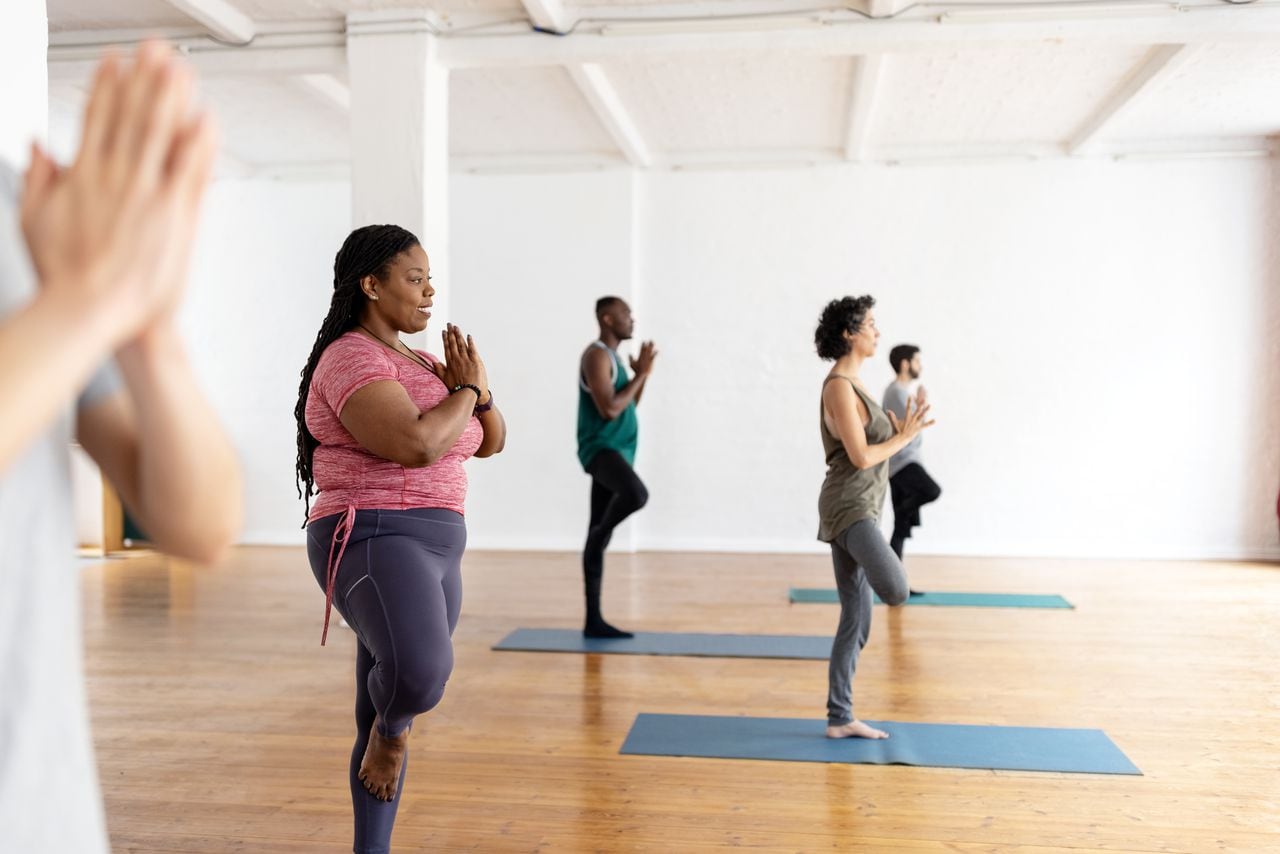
[815,296,934,740]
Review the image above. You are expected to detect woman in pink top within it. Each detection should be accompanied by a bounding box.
[294,224,506,854]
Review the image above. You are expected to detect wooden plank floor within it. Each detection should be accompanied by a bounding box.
[81,548,1280,853]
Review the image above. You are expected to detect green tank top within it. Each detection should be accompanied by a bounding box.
[818,375,894,542]
[577,342,638,469]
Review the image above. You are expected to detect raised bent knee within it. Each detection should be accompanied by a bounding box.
[396,660,453,715]
[622,483,649,512]
[880,581,910,607]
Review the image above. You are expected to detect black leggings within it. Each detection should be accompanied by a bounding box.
[889,463,942,558]
[307,508,465,854]
[583,450,648,620]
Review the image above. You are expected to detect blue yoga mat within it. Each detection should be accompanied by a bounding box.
[493,628,831,660]
[789,588,1074,609]
[621,713,1140,775]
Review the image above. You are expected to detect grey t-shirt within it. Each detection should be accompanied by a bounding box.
[882,381,923,478]
[0,162,118,853]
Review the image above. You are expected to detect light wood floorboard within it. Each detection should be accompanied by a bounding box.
[81,549,1280,853]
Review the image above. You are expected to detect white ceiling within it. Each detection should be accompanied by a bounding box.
[608,55,856,153]
[452,66,619,156]
[874,45,1153,149]
[42,0,1280,174]
[1103,43,1280,141]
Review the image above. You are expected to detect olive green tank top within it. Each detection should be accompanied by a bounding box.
[818,375,894,542]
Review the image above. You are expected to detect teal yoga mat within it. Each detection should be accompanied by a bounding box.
[494,628,831,660]
[620,713,1140,775]
[789,588,1074,608]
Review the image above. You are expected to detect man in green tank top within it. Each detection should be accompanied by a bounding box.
[577,297,657,638]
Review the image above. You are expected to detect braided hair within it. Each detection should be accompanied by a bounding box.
[294,224,421,523]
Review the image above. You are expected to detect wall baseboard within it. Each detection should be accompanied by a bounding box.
[239,529,1280,562]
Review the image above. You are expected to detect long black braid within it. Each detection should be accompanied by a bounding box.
[294,224,421,524]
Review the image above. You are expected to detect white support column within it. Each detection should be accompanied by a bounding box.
[347,11,451,336]
[0,0,48,167]
[162,0,255,45]
[567,63,651,168]
[843,54,886,162]
[1068,44,1195,155]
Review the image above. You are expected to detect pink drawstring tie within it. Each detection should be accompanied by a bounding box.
[320,503,357,646]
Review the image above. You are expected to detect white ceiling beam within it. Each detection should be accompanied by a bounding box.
[48,33,345,83]
[1068,44,1196,155]
[161,0,255,45]
[50,26,213,46]
[47,6,1280,72]
[453,152,629,173]
[295,73,350,111]
[440,6,1280,68]
[245,160,352,181]
[521,0,572,34]
[843,54,886,162]
[451,138,1278,174]
[566,63,651,168]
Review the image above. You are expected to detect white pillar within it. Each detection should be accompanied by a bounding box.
[0,0,48,168]
[346,10,451,339]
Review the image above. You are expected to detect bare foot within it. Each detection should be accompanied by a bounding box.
[358,718,409,801]
[826,720,889,740]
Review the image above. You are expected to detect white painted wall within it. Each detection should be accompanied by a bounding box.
[0,0,47,168]
[162,158,1280,561]
[637,159,1280,560]
[177,179,353,544]
[172,171,641,549]
[452,170,642,551]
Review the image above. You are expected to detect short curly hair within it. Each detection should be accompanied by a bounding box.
[814,295,875,361]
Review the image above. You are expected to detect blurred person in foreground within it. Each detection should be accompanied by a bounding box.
[0,42,241,851]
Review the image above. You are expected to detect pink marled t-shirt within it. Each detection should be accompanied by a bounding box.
[305,332,484,523]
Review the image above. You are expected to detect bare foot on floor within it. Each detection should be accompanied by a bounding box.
[826,720,889,739]
[358,719,410,801]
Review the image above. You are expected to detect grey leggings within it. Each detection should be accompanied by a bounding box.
[827,518,909,726]
[307,508,465,854]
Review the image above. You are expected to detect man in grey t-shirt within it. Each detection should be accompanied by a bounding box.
[883,344,942,565]
[0,44,241,852]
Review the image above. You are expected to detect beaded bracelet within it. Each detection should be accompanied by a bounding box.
[451,383,494,416]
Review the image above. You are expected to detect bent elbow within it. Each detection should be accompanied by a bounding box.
[164,529,237,566]
[474,443,505,460]
[410,450,439,468]
[393,443,438,468]
[183,540,232,566]
[151,497,242,567]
